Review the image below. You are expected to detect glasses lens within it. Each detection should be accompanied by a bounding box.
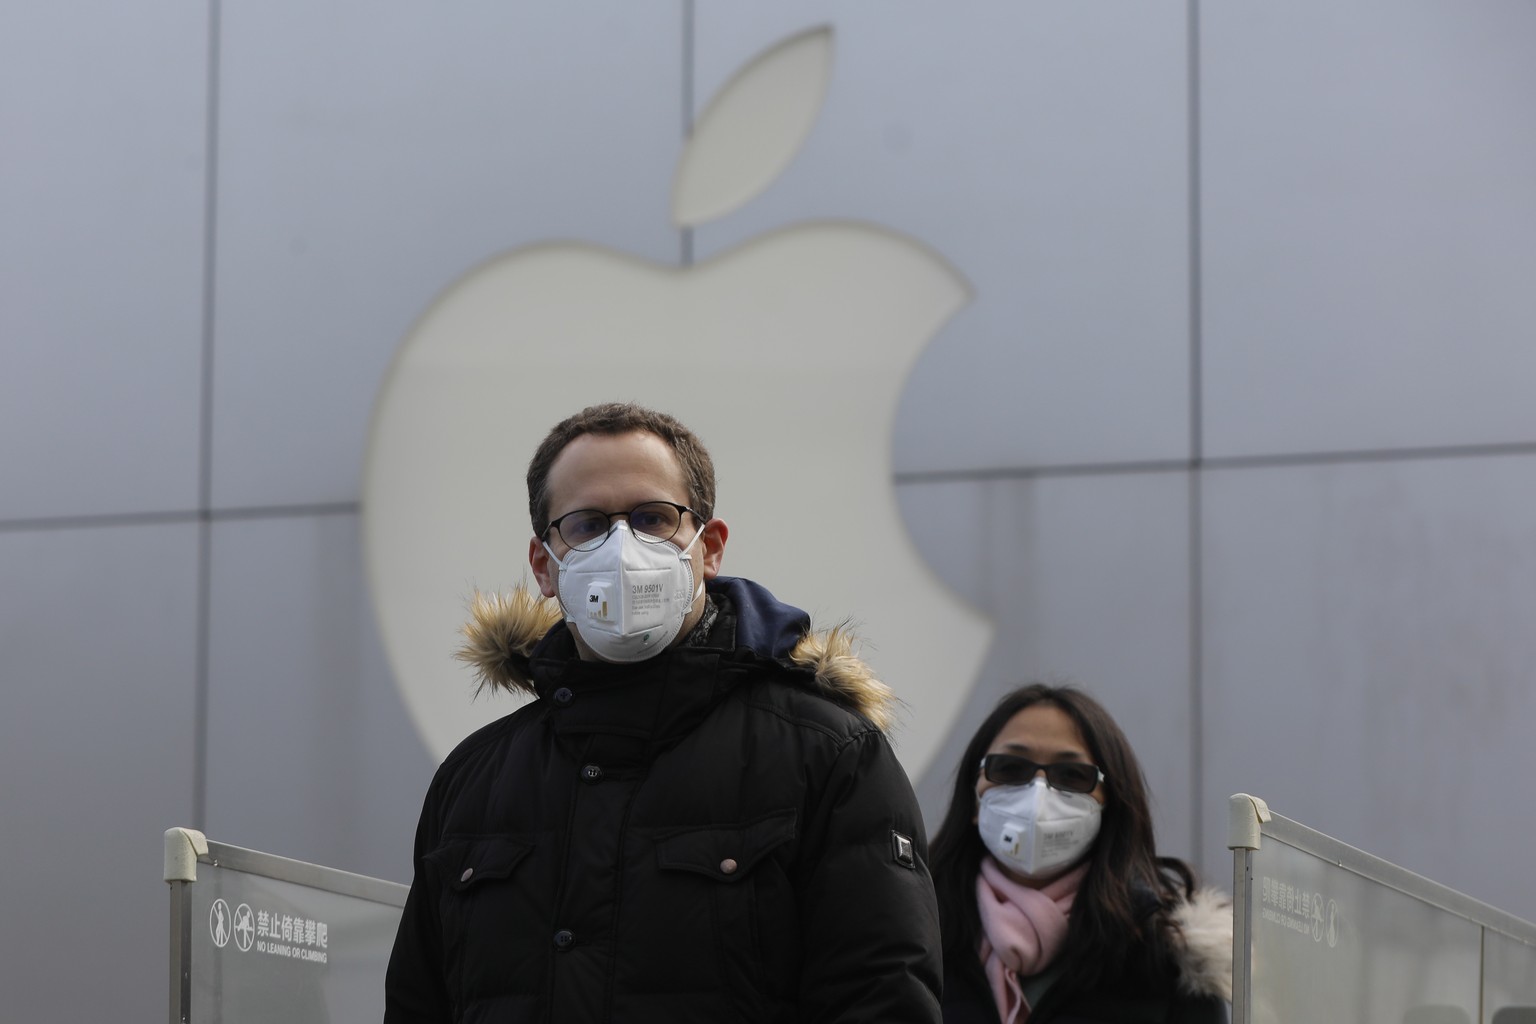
[982,754,1037,786]
[627,502,683,543]
[558,511,612,551]
[982,755,1101,793]
[1045,762,1101,794]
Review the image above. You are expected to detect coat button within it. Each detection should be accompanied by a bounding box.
[719,858,738,875]
[460,867,473,882]
[581,764,603,782]
[552,687,574,706]
[553,929,575,951]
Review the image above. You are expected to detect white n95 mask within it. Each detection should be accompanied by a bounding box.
[544,521,703,663]
[978,777,1102,879]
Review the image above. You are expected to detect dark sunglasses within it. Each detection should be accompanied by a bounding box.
[978,754,1105,794]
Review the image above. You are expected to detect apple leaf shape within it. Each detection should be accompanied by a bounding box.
[671,25,833,228]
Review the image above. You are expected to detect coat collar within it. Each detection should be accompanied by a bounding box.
[454,576,900,732]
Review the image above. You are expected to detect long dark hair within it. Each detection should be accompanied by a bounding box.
[929,683,1198,994]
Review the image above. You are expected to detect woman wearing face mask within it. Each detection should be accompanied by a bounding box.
[930,684,1232,1024]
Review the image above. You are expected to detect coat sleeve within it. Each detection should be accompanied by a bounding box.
[794,728,944,1024]
[383,779,453,1024]
[1169,993,1230,1024]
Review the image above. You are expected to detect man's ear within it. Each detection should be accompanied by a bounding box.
[697,519,729,580]
[529,537,558,599]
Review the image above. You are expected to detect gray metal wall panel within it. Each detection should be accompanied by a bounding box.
[692,2,1193,474]
[210,2,686,508]
[1202,0,1536,458]
[0,3,206,520]
[1202,456,1536,924]
[204,513,432,883]
[0,523,199,1019]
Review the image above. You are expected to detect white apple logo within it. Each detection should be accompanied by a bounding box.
[363,26,991,778]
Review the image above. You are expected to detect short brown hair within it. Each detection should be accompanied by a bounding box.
[526,403,717,537]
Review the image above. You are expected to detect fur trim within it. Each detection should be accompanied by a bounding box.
[453,585,898,728]
[455,588,562,698]
[1171,887,1234,1002]
[786,625,898,732]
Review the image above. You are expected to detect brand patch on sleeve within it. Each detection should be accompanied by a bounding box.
[891,830,915,869]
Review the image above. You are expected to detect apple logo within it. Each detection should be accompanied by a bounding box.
[363,26,991,778]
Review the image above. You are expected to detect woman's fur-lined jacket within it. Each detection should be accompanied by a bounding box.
[1166,887,1235,1006]
[384,576,944,1024]
[942,882,1233,1024]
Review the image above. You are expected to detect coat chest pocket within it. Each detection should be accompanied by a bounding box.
[651,809,799,998]
[426,834,535,892]
[654,808,797,881]
[423,834,539,996]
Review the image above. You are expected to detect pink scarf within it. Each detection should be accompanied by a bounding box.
[975,857,1089,1024]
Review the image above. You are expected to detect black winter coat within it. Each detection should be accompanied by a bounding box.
[384,577,943,1024]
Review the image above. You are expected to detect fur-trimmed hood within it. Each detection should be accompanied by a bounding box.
[455,575,900,732]
[1170,886,1235,1003]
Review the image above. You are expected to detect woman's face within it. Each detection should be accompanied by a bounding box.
[974,703,1108,813]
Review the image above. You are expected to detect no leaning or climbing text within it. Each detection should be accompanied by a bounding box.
[209,898,330,964]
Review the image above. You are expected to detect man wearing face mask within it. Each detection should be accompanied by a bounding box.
[384,402,943,1024]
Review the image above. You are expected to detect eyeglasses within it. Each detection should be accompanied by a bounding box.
[978,754,1105,794]
[543,500,701,552]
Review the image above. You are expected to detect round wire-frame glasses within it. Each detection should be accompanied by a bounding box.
[544,500,700,552]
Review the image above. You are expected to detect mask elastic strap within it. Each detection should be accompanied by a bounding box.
[541,536,583,621]
[543,541,572,621]
[678,523,707,603]
[541,540,567,571]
